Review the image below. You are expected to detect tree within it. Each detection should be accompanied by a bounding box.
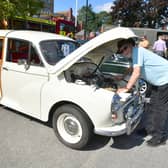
[14,0,44,17]
[0,0,44,29]
[95,11,112,30]
[77,4,112,35]
[0,0,15,28]
[111,0,145,27]
[144,0,168,28]
[111,0,168,28]
[77,4,96,34]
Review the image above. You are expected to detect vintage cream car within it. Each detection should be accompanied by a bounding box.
[0,27,144,149]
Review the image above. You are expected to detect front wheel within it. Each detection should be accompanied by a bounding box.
[52,104,93,149]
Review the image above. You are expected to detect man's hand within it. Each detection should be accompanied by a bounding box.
[117,87,129,93]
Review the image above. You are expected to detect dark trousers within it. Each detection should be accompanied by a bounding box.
[145,84,168,138]
[155,51,165,57]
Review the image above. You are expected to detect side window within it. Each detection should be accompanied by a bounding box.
[7,39,29,63]
[7,39,42,66]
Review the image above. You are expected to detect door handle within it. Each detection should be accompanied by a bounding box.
[3,67,8,71]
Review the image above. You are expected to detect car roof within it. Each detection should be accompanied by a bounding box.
[0,30,12,37]
[0,30,74,42]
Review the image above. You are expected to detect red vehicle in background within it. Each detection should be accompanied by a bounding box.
[1,17,75,38]
[53,18,75,38]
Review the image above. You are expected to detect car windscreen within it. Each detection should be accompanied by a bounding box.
[40,40,79,65]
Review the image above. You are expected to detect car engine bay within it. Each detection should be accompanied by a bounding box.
[64,58,144,127]
[64,59,129,92]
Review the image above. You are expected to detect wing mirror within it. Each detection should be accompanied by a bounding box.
[17,59,30,70]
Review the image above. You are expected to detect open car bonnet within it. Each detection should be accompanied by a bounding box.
[50,27,137,75]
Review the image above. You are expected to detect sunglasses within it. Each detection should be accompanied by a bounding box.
[119,45,128,54]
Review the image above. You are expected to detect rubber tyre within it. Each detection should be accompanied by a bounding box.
[52,104,93,149]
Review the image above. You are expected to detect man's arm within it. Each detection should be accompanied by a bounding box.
[117,66,141,93]
[126,66,141,89]
[163,41,167,57]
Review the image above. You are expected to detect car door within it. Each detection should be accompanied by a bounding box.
[0,38,4,98]
[1,38,48,118]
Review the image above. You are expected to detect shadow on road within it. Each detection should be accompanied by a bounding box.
[83,133,145,151]
[83,135,111,151]
[110,133,145,150]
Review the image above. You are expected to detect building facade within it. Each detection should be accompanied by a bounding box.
[41,0,54,15]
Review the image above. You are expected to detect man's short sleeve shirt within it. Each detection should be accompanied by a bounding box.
[132,47,168,86]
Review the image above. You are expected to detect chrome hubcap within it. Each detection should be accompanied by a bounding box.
[57,113,82,144]
[64,117,79,136]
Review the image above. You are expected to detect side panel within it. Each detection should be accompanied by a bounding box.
[1,63,48,118]
[40,75,114,127]
[0,38,48,118]
[0,38,5,98]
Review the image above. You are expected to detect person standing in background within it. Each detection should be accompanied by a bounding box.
[139,35,150,49]
[88,31,96,40]
[164,35,168,58]
[152,35,167,58]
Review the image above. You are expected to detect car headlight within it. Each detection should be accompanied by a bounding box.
[111,93,123,120]
[111,93,121,112]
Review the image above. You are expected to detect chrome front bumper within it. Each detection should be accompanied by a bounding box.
[94,106,143,137]
[126,106,143,135]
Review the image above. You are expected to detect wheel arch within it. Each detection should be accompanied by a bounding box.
[48,101,94,128]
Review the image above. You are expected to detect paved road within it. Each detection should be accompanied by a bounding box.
[0,105,168,168]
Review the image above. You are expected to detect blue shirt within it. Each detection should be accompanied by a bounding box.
[132,47,168,86]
